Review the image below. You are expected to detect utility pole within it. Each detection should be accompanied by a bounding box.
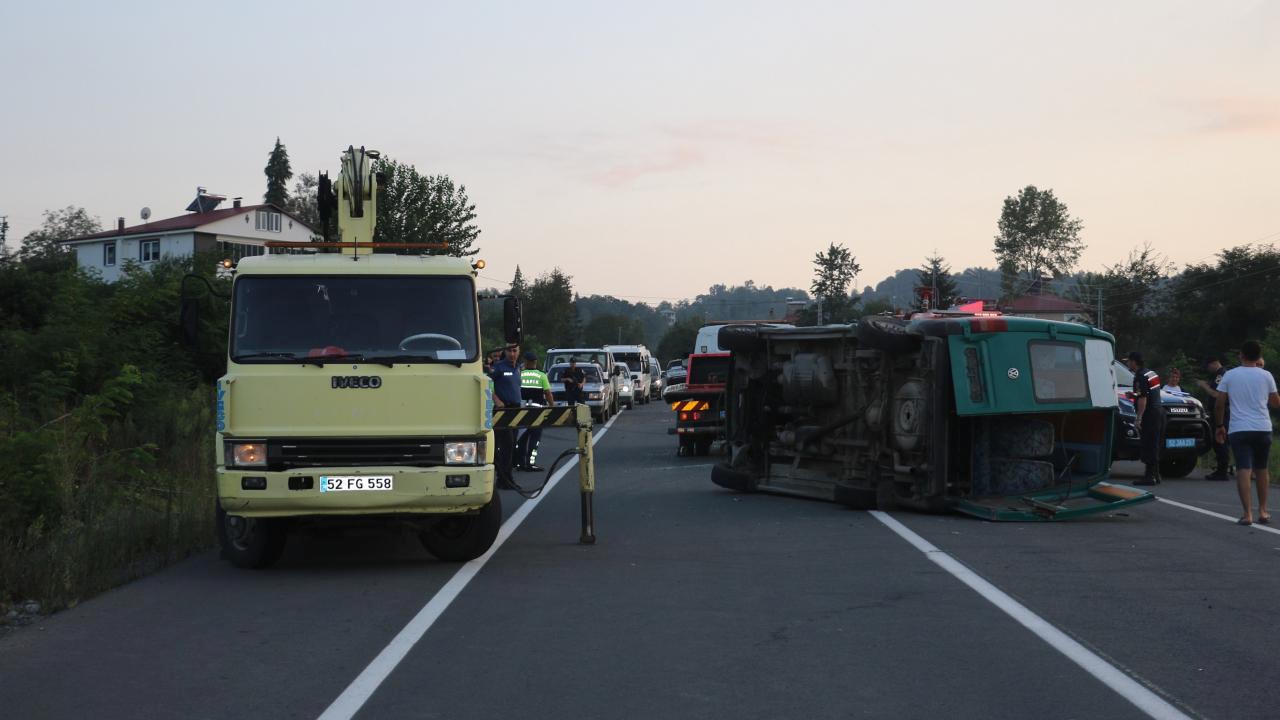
[817,297,824,325]
[1096,287,1104,330]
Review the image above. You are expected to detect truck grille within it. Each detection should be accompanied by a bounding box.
[268,438,468,469]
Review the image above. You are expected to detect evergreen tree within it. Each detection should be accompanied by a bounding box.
[263,137,293,207]
[914,255,959,309]
[509,265,527,299]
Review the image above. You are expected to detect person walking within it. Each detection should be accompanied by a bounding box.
[562,357,587,406]
[489,343,523,489]
[1127,351,1165,486]
[1196,355,1232,481]
[516,352,555,472]
[1213,340,1280,525]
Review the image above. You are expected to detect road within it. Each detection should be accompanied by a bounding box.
[2,402,1279,719]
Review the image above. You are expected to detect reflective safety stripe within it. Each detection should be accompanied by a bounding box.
[670,400,711,412]
[491,405,582,429]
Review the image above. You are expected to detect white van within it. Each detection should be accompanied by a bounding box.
[604,344,653,406]
[695,323,794,354]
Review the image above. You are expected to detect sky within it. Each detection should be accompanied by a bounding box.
[2,1,1277,303]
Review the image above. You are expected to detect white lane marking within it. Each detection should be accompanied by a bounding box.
[317,412,620,720]
[869,510,1192,720]
[646,463,716,472]
[1157,497,1280,535]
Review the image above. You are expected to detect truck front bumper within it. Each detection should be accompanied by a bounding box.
[217,465,494,518]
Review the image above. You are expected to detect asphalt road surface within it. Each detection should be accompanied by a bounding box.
[3,403,1279,719]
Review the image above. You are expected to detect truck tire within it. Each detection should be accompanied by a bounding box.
[857,316,922,354]
[419,492,503,562]
[718,324,764,353]
[711,463,756,492]
[217,502,287,569]
[1160,457,1196,479]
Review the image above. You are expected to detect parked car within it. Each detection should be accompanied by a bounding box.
[1111,359,1211,478]
[547,362,615,423]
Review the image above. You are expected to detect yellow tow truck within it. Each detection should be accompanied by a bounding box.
[182,146,522,567]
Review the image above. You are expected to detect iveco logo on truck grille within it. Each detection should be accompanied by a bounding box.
[331,376,383,389]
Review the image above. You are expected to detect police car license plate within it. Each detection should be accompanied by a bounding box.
[1165,438,1196,448]
[319,475,394,493]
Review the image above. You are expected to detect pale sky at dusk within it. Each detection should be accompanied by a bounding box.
[2,1,1277,302]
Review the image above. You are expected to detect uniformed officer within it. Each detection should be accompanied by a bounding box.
[1126,351,1165,485]
[1196,355,1232,480]
[516,352,555,472]
[488,344,523,489]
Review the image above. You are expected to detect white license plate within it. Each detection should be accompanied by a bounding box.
[319,475,394,493]
[1166,438,1196,448]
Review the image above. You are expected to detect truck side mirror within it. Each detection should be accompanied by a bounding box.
[179,298,200,350]
[503,296,523,344]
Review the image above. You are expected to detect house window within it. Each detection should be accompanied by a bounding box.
[140,239,161,263]
[217,241,266,261]
[255,210,282,232]
[104,242,116,266]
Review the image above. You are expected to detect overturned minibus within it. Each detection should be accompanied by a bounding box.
[712,315,1154,520]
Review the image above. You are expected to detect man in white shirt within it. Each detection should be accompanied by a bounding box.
[1214,340,1280,525]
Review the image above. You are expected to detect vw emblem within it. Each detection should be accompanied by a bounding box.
[1007,368,1020,380]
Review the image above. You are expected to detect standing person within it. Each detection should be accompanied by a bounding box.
[489,344,523,489]
[1197,356,1232,481]
[516,352,555,472]
[1214,340,1280,525]
[562,357,587,406]
[1126,351,1165,486]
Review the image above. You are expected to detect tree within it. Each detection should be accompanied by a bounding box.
[283,172,321,234]
[263,138,293,207]
[373,157,481,257]
[523,268,574,345]
[994,185,1085,297]
[657,317,704,363]
[17,206,101,269]
[1070,242,1171,349]
[0,215,9,259]
[509,266,528,300]
[809,242,861,323]
[582,314,645,347]
[914,255,959,310]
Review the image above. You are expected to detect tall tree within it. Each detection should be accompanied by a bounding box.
[914,255,959,310]
[523,268,574,345]
[263,137,293,207]
[373,157,481,257]
[993,185,1085,297]
[509,266,528,300]
[17,206,101,269]
[582,314,645,348]
[1069,242,1170,348]
[0,215,9,259]
[809,242,861,323]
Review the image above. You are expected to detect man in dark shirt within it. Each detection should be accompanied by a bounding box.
[1127,351,1165,485]
[1196,355,1231,481]
[562,358,587,405]
[489,344,522,489]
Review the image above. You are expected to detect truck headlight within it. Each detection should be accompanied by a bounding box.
[227,442,267,468]
[445,441,478,464]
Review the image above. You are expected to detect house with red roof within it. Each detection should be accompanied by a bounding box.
[60,192,315,282]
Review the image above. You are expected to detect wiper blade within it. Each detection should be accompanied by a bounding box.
[233,351,324,367]
[309,353,394,367]
[366,354,463,366]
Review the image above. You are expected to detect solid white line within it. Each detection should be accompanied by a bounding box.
[869,511,1191,720]
[317,412,620,720]
[1156,496,1280,535]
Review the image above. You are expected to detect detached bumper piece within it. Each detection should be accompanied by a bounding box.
[951,481,1156,522]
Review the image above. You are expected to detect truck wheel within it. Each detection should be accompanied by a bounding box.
[1160,457,1196,479]
[217,502,287,569]
[419,492,503,562]
[857,316,922,354]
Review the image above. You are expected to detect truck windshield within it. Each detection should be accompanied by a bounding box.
[230,275,479,363]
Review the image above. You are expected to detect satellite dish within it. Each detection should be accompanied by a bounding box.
[141,207,152,221]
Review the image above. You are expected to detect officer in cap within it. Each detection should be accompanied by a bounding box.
[1126,351,1165,485]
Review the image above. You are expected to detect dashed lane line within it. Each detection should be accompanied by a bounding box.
[316,411,621,720]
[870,510,1193,720]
